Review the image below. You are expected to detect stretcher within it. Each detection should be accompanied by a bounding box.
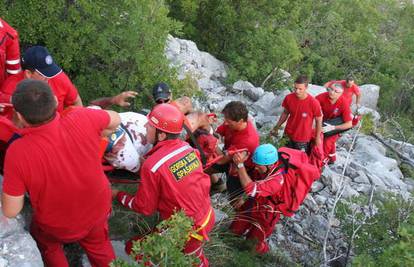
[323,114,361,137]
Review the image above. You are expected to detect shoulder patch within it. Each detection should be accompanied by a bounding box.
[168,151,200,181]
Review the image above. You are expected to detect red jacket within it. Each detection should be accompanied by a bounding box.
[117,139,213,227]
[0,18,21,88]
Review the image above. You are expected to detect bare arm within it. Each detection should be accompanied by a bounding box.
[335,120,352,131]
[90,91,138,109]
[102,110,121,137]
[232,152,252,188]
[72,94,83,107]
[1,192,24,218]
[173,96,193,114]
[315,116,323,146]
[271,109,289,135]
[355,93,362,106]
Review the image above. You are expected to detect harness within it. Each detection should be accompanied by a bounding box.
[189,208,213,241]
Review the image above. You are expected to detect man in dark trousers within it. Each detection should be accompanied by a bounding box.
[271,75,322,154]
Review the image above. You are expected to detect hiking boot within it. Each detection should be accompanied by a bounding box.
[210,177,226,195]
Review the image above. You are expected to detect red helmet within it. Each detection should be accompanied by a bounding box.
[147,103,184,134]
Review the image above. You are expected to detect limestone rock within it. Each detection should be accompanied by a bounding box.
[359,84,380,110]
[252,92,279,116]
[232,80,264,101]
[307,84,326,97]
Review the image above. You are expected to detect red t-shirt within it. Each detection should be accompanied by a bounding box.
[127,139,212,226]
[48,72,79,112]
[282,93,322,142]
[0,71,78,112]
[326,80,360,106]
[316,92,352,122]
[0,18,21,88]
[3,108,111,239]
[216,120,259,169]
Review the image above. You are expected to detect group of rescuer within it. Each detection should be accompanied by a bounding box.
[0,17,362,266]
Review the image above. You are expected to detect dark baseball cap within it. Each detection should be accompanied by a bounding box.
[22,46,62,78]
[152,82,171,101]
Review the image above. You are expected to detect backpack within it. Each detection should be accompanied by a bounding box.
[276,147,321,217]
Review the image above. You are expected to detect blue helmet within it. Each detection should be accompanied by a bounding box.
[252,144,278,166]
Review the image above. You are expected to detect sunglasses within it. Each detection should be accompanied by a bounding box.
[155,98,170,104]
[327,87,343,94]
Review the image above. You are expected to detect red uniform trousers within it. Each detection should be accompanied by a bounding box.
[30,220,115,267]
[125,210,215,267]
[230,198,281,254]
[323,134,339,163]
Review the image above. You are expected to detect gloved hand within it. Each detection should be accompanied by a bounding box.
[322,123,335,133]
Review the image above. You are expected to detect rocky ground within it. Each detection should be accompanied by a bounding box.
[1,36,413,266]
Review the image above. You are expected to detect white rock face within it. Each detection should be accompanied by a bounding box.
[163,35,411,265]
[307,84,326,97]
[165,35,227,85]
[232,80,264,101]
[359,84,380,110]
[0,176,43,267]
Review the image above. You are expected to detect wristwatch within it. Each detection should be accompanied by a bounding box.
[237,163,244,169]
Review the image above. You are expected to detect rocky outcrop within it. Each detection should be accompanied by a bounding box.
[0,176,43,267]
[166,36,413,265]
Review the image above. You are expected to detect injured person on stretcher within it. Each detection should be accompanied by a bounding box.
[89,91,221,176]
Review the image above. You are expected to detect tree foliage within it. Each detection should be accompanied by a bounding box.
[1,0,181,106]
[167,0,414,122]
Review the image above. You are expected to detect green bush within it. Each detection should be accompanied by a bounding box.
[2,0,182,106]
[110,210,198,267]
[360,113,375,135]
[336,193,414,266]
[353,224,414,267]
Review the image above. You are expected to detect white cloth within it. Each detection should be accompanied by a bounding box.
[104,112,152,172]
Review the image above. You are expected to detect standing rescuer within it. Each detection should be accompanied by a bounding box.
[271,75,322,154]
[316,83,352,164]
[112,103,215,266]
[324,75,362,111]
[1,79,119,266]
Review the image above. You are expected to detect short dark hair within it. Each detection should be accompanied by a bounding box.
[294,75,309,85]
[346,75,355,82]
[155,129,180,140]
[222,101,248,122]
[12,79,56,125]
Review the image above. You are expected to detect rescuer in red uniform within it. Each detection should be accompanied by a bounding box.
[113,103,215,266]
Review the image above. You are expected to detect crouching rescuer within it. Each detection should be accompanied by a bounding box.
[230,144,284,254]
[112,103,215,266]
[230,143,320,254]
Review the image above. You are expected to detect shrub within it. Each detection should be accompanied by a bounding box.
[110,210,198,267]
[2,0,181,106]
[336,192,414,266]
